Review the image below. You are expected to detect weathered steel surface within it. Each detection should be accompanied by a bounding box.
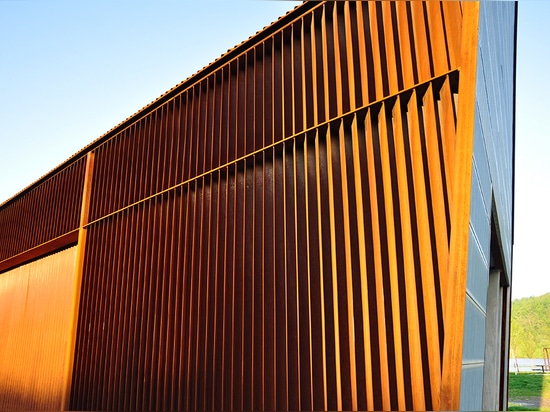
[0,157,85,263]
[0,246,77,411]
[68,2,465,410]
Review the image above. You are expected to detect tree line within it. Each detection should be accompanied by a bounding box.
[510,293,550,359]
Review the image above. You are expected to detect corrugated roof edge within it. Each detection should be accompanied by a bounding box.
[1,0,313,209]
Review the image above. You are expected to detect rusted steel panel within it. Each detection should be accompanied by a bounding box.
[0,158,85,263]
[71,72,460,410]
[84,1,463,223]
[0,246,77,411]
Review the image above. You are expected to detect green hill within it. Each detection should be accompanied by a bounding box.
[510,293,550,359]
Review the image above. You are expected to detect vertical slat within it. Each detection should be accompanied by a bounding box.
[282,28,293,140]
[155,196,168,410]
[266,149,277,411]
[394,2,414,89]
[205,79,215,176]
[292,21,302,137]
[272,33,283,145]
[211,170,225,411]
[324,125,342,410]
[422,84,450,320]
[289,138,302,410]
[343,2,357,113]
[175,183,188,410]
[274,145,288,411]
[301,135,315,410]
[312,130,328,411]
[220,67,230,166]
[252,156,264,410]
[160,193,174,410]
[354,2,372,104]
[378,102,406,411]
[103,211,123,409]
[350,113,374,411]
[410,1,432,81]
[425,1,449,74]
[184,89,195,181]
[441,1,462,70]
[365,2,383,101]
[336,120,359,410]
[407,89,442,410]
[392,96,426,410]
[185,180,200,410]
[262,41,272,149]
[437,76,458,228]
[223,171,233,410]
[364,106,390,411]
[441,3,481,410]
[119,209,132,409]
[84,217,106,407]
[128,204,145,410]
[194,178,208,410]
[198,82,208,177]
[322,2,333,122]
[212,73,222,173]
[312,7,326,125]
[157,105,168,192]
[380,2,399,95]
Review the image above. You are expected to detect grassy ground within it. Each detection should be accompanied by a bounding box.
[508,373,550,411]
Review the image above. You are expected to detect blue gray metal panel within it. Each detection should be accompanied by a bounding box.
[466,228,490,312]
[476,1,516,278]
[460,364,485,411]
[473,108,492,216]
[460,292,487,411]
[462,294,488,363]
[469,167,491,263]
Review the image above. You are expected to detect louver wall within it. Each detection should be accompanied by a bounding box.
[0,2,514,411]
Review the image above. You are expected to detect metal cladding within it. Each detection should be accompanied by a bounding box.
[0,2,515,411]
[0,246,77,410]
[0,158,85,262]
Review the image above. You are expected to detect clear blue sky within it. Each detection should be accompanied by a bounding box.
[0,1,547,300]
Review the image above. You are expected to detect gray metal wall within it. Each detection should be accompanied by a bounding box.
[460,2,516,410]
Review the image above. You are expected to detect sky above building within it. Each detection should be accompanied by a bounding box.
[0,1,547,301]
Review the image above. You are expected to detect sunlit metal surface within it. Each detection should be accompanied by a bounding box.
[0,247,77,410]
[0,2,515,411]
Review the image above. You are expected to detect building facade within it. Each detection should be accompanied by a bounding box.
[0,2,516,410]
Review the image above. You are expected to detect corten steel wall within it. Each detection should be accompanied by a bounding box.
[0,157,86,411]
[0,157,85,263]
[0,246,77,410]
[68,2,470,410]
[0,2,514,411]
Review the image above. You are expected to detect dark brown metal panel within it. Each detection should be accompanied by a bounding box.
[0,158,85,264]
[71,82,461,411]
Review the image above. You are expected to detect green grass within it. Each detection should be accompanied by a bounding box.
[509,406,543,411]
[508,373,550,411]
[509,373,550,398]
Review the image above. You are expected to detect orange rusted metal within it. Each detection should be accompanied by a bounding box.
[0,247,77,410]
[0,2,512,411]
